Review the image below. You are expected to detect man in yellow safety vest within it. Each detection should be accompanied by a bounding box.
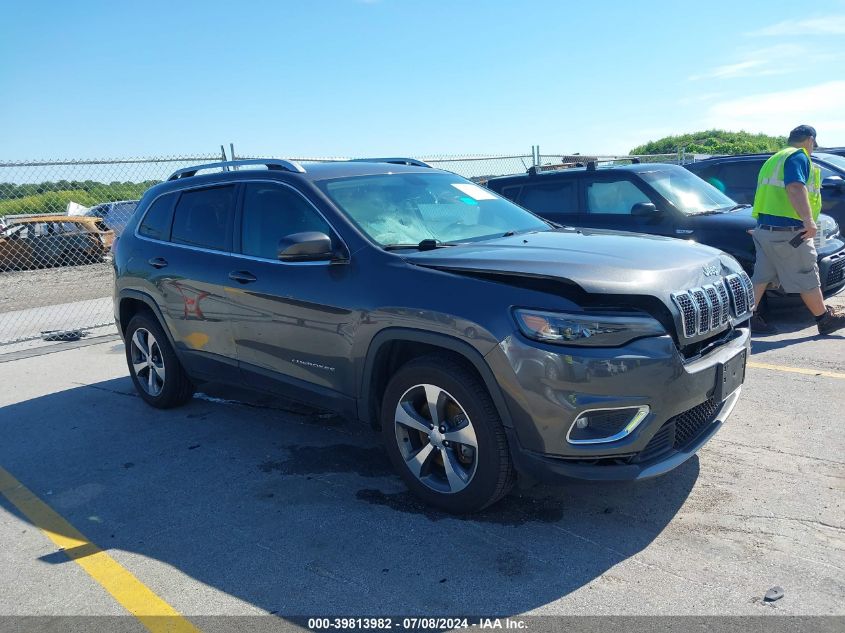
[749,125,844,335]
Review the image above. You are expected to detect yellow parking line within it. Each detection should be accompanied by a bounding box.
[0,466,201,633]
[747,361,845,379]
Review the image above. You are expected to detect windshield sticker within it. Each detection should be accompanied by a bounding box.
[451,183,497,200]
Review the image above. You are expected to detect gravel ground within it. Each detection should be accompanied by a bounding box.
[0,262,113,313]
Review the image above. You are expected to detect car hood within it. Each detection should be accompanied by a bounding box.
[686,206,756,230]
[402,229,743,297]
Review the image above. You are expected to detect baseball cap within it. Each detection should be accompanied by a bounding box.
[788,124,818,148]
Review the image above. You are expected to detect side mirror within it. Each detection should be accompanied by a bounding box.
[631,202,659,217]
[277,231,334,262]
[822,176,844,191]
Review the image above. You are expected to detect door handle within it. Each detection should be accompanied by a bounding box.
[148,257,168,269]
[229,270,257,284]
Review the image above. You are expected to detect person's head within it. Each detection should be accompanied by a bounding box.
[788,124,818,154]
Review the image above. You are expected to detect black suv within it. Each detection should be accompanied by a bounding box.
[114,158,752,512]
[685,152,845,229]
[486,162,845,297]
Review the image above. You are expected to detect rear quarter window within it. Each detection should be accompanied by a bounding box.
[138,193,178,241]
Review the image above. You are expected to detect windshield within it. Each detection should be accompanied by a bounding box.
[639,167,737,214]
[318,172,550,246]
[817,153,845,172]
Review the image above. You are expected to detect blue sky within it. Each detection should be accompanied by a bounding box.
[2,0,844,159]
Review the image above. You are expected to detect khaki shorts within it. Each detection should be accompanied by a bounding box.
[751,228,820,293]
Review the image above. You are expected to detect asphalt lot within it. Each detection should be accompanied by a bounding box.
[0,295,843,630]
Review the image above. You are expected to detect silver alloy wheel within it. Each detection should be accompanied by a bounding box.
[130,328,166,397]
[394,384,479,494]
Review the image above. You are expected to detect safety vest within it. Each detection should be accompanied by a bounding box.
[752,147,822,221]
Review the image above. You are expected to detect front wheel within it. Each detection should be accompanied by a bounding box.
[380,354,515,513]
[124,313,194,408]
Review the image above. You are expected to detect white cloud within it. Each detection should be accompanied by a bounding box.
[689,60,765,81]
[749,15,845,36]
[688,44,807,81]
[703,80,845,143]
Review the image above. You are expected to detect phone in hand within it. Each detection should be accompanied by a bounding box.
[790,232,806,248]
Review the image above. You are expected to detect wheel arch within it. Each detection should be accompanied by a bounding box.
[358,328,513,431]
[117,290,178,351]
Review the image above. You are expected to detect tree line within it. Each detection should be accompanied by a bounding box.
[631,130,787,156]
[0,180,160,216]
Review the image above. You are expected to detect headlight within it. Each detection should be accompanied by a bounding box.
[513,308,666,347]
[819,214,838,239]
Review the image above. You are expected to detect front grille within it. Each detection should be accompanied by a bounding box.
[673,397,720,447]
[635,423,674,463]
[672,275,749,339]
[634,398,721,463]
[827,256,845,287]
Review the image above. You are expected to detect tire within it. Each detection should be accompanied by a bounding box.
[380,354,515,513]
[124,312,194,409]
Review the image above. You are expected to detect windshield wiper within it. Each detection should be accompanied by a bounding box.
[383,239,455,251]
[727,203,751,211]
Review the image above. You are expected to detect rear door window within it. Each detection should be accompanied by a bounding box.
[516,180,578,215]
[717,161,763,188]
[170,186,236,251]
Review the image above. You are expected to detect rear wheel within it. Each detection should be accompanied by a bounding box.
[125,313,194,408]
[380,354,515,513]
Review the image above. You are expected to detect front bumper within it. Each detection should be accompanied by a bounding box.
[819,244,845,294]
[486,326,751,481]
[505,388,740,482]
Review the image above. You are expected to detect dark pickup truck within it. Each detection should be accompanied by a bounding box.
[486,161,845,298]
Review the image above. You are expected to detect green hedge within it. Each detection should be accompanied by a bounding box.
[631,130,787,156]
[0,181,159,216]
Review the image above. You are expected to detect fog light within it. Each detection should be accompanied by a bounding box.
[567,406,650,445]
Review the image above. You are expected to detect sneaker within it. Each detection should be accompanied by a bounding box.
[750,312,777,334]
[817,306,845,335]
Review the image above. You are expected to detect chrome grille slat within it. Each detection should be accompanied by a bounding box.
[704,285,721,330]
[671,292,697,338]
[726,274,748,317]
[739,271,755,312]
[674,274,753,340]
[715,280,730,325]
[690,288,711,334]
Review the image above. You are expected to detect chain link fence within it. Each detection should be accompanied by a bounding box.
[0,150,708,351]
[0,155,221,349]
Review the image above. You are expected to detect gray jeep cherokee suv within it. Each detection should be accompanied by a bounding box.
[113,158,752,512]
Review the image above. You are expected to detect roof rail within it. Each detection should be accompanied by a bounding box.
[585,156,647,172]
[527,160,590,176]
[167,159,306,181]
[349,157,433,168]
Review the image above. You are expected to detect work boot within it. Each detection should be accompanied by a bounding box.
[817,306,845,335]
[750,312,777,334]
